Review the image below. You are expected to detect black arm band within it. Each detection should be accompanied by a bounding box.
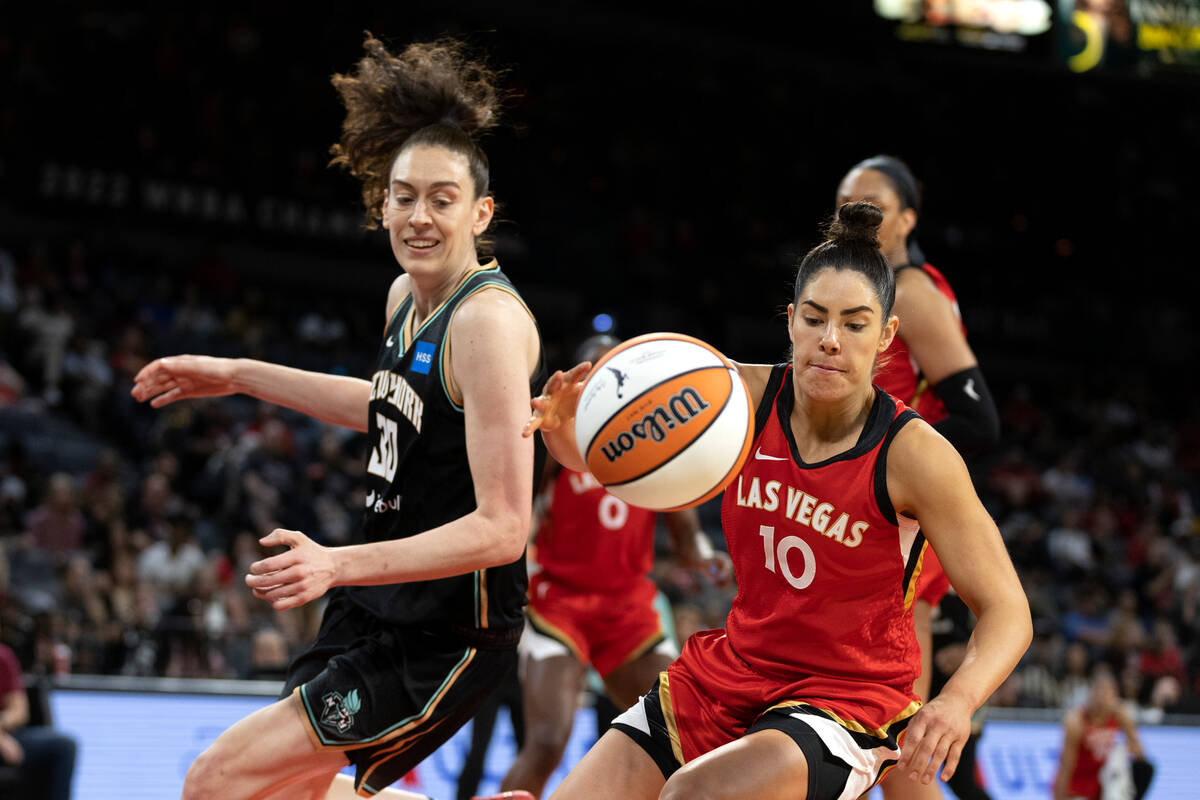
[929,365,1000,456]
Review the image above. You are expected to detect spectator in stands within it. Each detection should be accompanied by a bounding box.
[0,641,77,800]
[26,473,85,561]
[137,511,207,610]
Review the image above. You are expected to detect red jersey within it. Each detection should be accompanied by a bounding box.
[874,262,963,424]
[534,468,657,593]
[1066,712,1121,800]
[720,365,925,725]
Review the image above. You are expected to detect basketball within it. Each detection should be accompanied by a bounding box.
[573,332,754,512]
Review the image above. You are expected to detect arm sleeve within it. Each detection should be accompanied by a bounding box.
[928,365,1000,456]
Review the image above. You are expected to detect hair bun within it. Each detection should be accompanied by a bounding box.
[827,201,883,248]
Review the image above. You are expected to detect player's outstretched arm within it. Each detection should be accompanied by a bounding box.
[131,355,372,433]
[246,290,540,608]
[888,421,1032,786]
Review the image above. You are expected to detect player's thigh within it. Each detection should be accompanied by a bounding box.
[880,766,946,800]
[602,650,674,710]
[522,652,588,740]
[190,694,348,797]
[660,728,809,800]
[547,728,665,800]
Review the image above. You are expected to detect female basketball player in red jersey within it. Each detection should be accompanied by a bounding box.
[493,335,732,800]
[1053,671,1147,800]
[836,155,999,457]
[838,156,1000,800]
[132,36,543,800]
[524,202,1031,800]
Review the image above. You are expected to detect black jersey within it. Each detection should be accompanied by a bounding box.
[341,260,544,631]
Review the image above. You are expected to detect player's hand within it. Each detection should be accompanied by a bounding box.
[523,361,591,437]
[894,690,972,785]
[678,550,734,587]
[0,731,24,765]
[130,354,238,408]
[245,529,337,611]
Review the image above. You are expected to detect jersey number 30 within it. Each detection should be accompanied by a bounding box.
[759,525,815,590]
[367,414,399,482]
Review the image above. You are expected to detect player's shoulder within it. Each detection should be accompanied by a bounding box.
[890,413,952,462]
[886,418,966,503]
[893,264,948,308]
[730,361,775,410]
[1063,707,1086,731]
[453,283,536,330]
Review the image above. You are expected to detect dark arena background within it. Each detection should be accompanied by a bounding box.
[1,2,1198,798]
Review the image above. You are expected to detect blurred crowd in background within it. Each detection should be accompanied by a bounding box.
[1,1,1198,732]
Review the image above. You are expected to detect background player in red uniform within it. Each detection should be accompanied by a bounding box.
[494,336,732,799]
[132,36,544,800]
[526,202,1031,800]
[1053,670,1150,800]
[839,156,1000,800]
[836,155,999,457]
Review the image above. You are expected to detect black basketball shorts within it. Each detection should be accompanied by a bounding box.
[283,591,519,797]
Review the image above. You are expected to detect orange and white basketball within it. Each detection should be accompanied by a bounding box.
[574,332,754,511]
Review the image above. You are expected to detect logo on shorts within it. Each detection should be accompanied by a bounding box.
[319,689,363,734]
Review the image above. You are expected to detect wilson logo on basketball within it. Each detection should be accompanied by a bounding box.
[599,386,710,463]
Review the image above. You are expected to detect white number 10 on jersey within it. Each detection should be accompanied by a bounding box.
[759,525,816,590]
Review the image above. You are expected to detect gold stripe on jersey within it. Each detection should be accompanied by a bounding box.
[615,628,667,671]
[440,281,538,410]
[658,671,686,766]
[765,700,921,741]
[526,607,584,661]
[910,376,931,409]
[902,539,929,613]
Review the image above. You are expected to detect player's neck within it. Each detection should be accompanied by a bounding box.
[884,248,911,269]
[789,386,874,460]
[408,260,477,326]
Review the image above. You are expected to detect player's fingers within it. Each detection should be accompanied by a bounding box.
[540,370,564,396]
[245,564,299,588]
[148,386,183,407]
[563,361,592,383]
[940,737,965,782]
[250,573,301,598]
[522,412,545,438]
[248,549,299,575]
[131,360,164,384]
[920,731,952,785]
[259,528,303,549]
[895,719,925,775]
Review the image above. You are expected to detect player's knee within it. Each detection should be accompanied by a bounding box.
[660,766,722,800]
[522,720,573,771]
[181,746,224,800]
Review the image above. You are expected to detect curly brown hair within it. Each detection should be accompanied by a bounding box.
[330,34,504,229]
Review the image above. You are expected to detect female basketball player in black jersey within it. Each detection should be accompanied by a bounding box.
[133,36,543,800]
